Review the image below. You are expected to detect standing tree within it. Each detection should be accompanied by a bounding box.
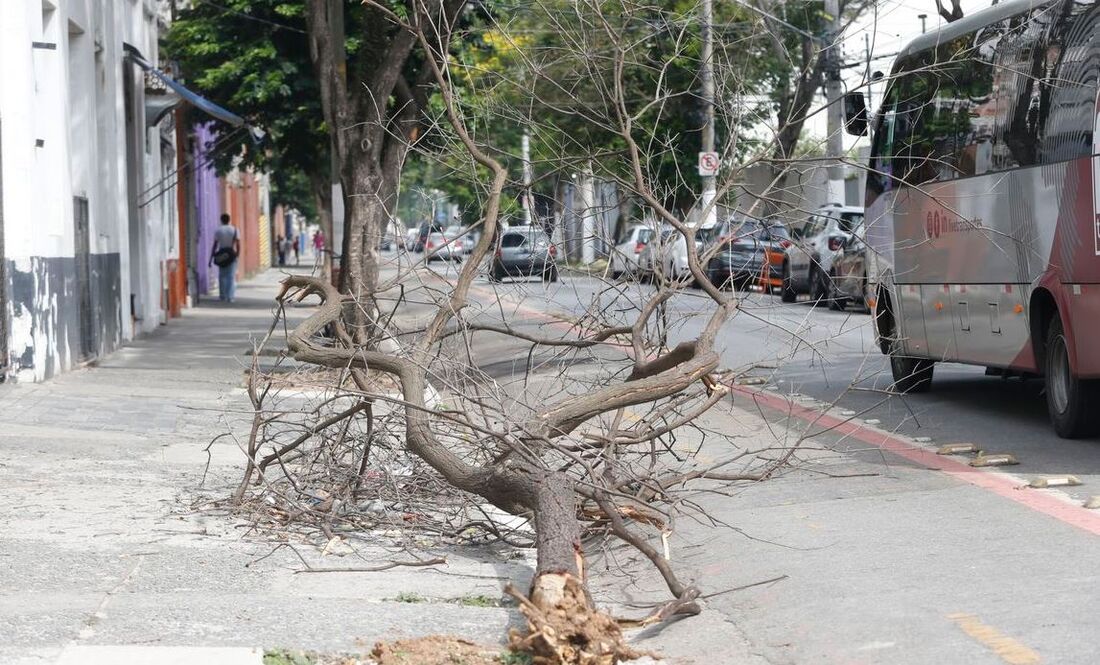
[164,1,333,274]
[304,0,471,302]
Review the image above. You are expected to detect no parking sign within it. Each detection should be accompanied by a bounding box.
[698,151,720,176]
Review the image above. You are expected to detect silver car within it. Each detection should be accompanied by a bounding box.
[782,204,864,302]
[424,231,463,262]
[489,226,558,282]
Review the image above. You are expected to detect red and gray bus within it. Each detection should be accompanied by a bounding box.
[847,0,1100,437]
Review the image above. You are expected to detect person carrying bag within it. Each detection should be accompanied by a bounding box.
[209,214,241,302]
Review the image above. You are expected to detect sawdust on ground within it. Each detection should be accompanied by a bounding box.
[370,635,509,664]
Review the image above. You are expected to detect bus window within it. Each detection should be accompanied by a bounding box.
[1041,1,1100,163]
[866,86,898,200]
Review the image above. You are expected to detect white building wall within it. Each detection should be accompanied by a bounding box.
[0,0,175,381]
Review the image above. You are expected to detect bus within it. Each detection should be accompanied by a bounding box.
[846,0,1100,438]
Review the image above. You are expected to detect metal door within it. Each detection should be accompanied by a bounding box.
[74,196,95,361]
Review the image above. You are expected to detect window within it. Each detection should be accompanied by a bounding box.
[1040,0,1100,162]
[501,233,527,248]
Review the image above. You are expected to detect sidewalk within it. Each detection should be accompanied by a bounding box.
[0,268,524,664]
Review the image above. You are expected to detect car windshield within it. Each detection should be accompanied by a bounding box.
[836,212,864,234]
[637,228,655,243]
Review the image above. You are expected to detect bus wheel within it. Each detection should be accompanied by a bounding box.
[889,330,933,394]
[1044,317,1100,438]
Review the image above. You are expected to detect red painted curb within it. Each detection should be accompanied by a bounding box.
[735,385,1100,537]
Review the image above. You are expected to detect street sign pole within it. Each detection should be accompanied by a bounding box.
[700,0,717,228]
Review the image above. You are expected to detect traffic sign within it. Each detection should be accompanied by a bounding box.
[698,151,720,176]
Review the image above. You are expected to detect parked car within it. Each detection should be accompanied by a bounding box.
[424,231,463,262]
[637,228,673,282]
[415,221,445,252]
[404,228,420,252]
[659,225,719,284]
[781,204,865,303]
[705,217,791,291]
[610,225,656,278]
[827,221,873,311]
[489,226,558,282]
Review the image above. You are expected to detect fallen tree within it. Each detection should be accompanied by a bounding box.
[230,0,853,661]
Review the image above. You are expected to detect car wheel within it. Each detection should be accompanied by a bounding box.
[543,265,559,283]
[827,272,846,310]
[780,262,797,303]
[809,266,826,302]
[611,270,623,280]
[1045,317,1100,438]
[490,264,504,282]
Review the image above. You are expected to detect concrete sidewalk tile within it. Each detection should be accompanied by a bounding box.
[55,646,263,665]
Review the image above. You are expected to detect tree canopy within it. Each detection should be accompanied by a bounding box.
[163,1,327,213]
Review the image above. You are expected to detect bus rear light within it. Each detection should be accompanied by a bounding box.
[635,242,646,253]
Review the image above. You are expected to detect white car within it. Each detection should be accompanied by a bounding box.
[659,225,718,282]
[782,204,865,302]
[637,229,672,281]
[610,225,656,278]
[404,228,420,252]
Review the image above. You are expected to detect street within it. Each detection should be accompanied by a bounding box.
[447,262,1100,664]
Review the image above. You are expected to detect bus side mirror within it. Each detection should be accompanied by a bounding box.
[844,92,868,136]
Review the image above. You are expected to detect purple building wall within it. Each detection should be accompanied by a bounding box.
[192,123,221,294]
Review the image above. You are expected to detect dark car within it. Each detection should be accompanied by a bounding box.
[706,218,791,290]
[489,226,558,282]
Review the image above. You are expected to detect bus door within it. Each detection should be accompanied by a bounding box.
[1093,88,1100,256]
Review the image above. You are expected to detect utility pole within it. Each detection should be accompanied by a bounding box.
[824,0,845,205]
[522,131,533,227]
[699,0,717,228]
[328,0,346,280]
[579,163,595,265]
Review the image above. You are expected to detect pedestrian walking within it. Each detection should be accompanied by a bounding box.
[209,213,240,302]
[276,236,287,266]
[291,234,300,266]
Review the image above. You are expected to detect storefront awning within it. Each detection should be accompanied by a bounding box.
[123,43,245,128]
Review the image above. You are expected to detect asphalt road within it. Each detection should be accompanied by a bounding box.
[467,269,1100,499]
[444,263,1100,664]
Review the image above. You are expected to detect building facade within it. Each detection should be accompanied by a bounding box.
[0,0,265,382]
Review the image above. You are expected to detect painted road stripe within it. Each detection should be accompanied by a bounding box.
[947,614,1041,664]
[736,385,1100,537]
